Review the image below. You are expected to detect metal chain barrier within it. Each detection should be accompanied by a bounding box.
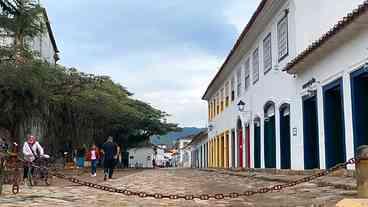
[5,152,359,200]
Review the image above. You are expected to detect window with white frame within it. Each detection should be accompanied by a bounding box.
[225,81,230,106]
[263,33,272,73]
[244,58,250,90]
[252,48,259,84]
[277,14,288,61]
[0,28,10,48]
[231,76,235,101]
[212,99,215,118]
[236,68,242,97]
[220,87,224,111]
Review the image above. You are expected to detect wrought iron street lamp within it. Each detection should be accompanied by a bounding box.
[237,100,246,112]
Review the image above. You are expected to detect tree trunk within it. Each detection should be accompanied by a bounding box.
[14,33,25,65]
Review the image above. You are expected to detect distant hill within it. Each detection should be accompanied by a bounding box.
[150,127,205,147]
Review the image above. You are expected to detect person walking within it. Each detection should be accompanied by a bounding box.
[76,145,86,168]
[88,144,100,177]
[102,136,117,181]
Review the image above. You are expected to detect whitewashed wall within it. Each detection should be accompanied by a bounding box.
[31,31,56,64]
[293,0,366,54]
[208,0,296,169]
[128,147,154,168]
[206,0,367,170]
[292,26,368,169]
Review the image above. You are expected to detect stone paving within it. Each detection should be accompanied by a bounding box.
[0,168,358,207]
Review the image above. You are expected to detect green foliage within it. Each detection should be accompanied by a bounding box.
[0,60,180,152]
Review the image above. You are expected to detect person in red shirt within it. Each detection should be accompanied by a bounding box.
[88,144,100,177]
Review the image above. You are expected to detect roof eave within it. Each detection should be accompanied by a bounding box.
[42,8,59,54]
[284,1,368,74]
[201,0,269,100]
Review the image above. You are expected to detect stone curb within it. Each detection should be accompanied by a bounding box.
[200,168,356,191]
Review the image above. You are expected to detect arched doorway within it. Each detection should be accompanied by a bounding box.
[253,117,261,168]
[264,102,276,168]
[237,118,243,168]
[280,104,291,169]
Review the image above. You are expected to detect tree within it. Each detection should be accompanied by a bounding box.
[0,60,180,153]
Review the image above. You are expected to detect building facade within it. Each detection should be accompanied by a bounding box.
[202,0,367,170]
[173,138,193,168]
[127,145,155,168]
[188,131,208,168]
[0,7,59,64]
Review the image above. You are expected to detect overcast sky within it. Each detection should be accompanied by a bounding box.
[42,0,261,127]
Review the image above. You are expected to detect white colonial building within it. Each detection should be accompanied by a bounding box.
[0,6,59,64]
[172,137,193,168]
[127,143,155,168]
[202,0,367,170]
[188,130,208,168]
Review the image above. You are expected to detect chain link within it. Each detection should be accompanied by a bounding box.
[5,152,359,200]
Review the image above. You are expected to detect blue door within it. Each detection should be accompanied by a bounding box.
[323,78,346,168]
[253,121,261,168]
[351,66,368,152]
[264,116,276,168]
[303,95,320,169]
[280,106,291,169]
[231,130,236,168]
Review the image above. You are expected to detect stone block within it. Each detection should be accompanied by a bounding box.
[336,199,368,207]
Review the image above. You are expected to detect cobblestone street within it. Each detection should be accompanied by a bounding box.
[0,168,357,207]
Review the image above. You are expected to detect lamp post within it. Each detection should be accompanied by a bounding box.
[237,100,246,112]
[208,123,214,132]
[237,100,252,124]
[237,100,254,171]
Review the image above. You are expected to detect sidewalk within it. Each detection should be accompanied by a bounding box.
[201,168,356,190]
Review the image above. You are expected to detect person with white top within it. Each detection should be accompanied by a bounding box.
[22,135,44,181]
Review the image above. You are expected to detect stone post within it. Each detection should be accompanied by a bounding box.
[356,145,368,198]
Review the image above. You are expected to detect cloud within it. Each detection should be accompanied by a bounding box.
[223,0,262,34]
[42,0,259,127]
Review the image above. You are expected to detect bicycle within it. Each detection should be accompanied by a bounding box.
[26,154,52,186]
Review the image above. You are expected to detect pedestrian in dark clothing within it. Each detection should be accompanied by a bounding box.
[76,146,86,168]
[102,136,117,181]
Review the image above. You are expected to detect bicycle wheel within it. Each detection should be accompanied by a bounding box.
[45,175,52,186]
[27,175,34,186]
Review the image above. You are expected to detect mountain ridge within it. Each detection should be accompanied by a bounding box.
[150,127,205,147]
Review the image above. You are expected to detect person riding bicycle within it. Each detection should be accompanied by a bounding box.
[22,135,45,182]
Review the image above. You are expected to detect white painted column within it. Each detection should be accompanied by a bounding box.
[228,132,232,168]
[260,116,265,168]
[242,123,246,168]
[201,144,204,168]
[275,106,281,169]
[343,73,355,169]
[250,121,254,168]
[317,86,326,169]
[234,129,238,168]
